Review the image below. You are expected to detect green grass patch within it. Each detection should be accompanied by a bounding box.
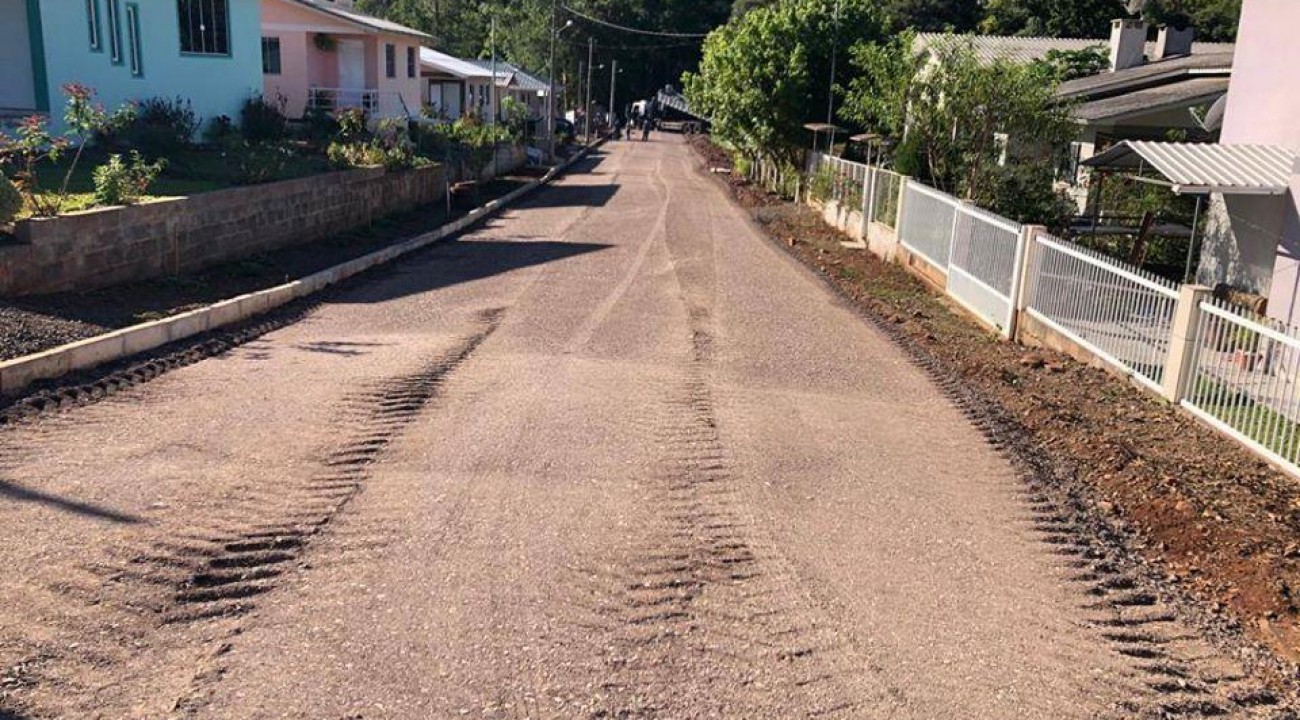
[1192,376,1300,459]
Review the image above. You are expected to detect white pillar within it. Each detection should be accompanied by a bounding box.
[1163,284,1214,402]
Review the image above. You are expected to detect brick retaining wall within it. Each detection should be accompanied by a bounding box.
[0,143,526,297]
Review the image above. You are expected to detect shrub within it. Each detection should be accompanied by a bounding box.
[0,172,21,225]
[301,107,338,148]
[0,84,107,217]
[204,114,238,144]
[99,96,199,158]
[92,151,166,206]
[336,107,368,143]
[328,116,420,171]
[240,94,288,142]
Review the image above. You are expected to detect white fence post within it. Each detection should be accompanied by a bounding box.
[1010,224,1045,341]
[1163,284,1214,402]
[861,166,875,241]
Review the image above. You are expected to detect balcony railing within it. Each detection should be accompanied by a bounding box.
[306,88,412,120]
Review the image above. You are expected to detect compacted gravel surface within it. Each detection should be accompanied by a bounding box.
[0,137,1294,719]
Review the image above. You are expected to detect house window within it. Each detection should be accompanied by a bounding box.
[407,46,416,79]
[385,43,396,79]
[126,3,143,76]
[87,0,103,51]
[261,37,281,75]
[107,0,123,65]
[178,0,230,56]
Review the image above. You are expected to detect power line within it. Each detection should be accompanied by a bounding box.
[560,5,711,39]
[559,37,703,51]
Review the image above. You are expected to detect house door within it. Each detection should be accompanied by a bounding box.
[336,40,365,109]
[0,0,36,110]
[441,82,461,119]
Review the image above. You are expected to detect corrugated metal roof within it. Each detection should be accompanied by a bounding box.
[282,0,432,39]
[1072,76,1229,122]
[463,60,559,94]
[1082,141,1297,195]
[914,33,1234,64]
[419,49,495,79]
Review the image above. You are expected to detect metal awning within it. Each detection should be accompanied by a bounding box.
[1082,140,1297,195]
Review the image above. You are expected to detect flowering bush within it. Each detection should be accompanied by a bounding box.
[0,83,106,217]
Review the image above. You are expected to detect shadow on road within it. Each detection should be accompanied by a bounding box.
[0,478,142,524]
[334,239,611,305]
[516,184,620,210]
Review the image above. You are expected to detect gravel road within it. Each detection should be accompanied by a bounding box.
[0,137,1285,719]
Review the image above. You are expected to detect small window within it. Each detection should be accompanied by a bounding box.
[407,46,416,79]
[261,37,281,75]
[107,0,123,64]
[87,0,102,51]
[126,3,143,77]
[385,43,396,79]
[178,0,230,56]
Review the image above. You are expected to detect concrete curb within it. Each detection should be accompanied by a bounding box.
[0,142,605,396]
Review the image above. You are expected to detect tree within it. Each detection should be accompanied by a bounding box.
[683,0,885,157]
[884,0,984,33]
[841,36,1078,224]
[1139,0,1242,41]
[980,0,1125,37]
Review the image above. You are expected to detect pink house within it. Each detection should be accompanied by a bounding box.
[260,0,429,120]
[1196,0,1300,326]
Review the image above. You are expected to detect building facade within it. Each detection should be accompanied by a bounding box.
[1,0,262,132]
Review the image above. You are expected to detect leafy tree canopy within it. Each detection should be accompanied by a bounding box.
[684,0,885,157]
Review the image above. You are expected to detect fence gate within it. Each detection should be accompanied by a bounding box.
[946,205,1024,334]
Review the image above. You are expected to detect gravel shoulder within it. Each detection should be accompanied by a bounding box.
[688,135,1300,681]
[0,175,534,362]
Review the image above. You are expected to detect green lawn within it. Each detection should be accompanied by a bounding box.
[1192,376,1300,460]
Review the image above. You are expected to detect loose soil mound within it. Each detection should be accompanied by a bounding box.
[689,135,1300,671]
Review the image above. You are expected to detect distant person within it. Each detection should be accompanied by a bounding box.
[641,116,653,142]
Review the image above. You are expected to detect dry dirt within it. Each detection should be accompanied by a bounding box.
[690,135,1300,675]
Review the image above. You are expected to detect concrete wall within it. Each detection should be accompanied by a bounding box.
[1214,0,1300,326]
[36,0,262,131]
[0,164,447,296]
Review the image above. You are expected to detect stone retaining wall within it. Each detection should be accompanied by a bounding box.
[0,144,527,297]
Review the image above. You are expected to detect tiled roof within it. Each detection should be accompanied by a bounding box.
[1072,76,1229,123]
[1057,52,1233,101]
[464,60,559,94]
[914,33,1234,64]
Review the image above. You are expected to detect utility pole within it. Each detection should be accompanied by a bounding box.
[827,0,841,125]
[584,38,594,144]
[489,16,497,129]
[546,0,558,160]
[608,59,617,133]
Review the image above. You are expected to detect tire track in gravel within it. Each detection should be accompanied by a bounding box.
[0,308,504,719]
[726,198,1300,717]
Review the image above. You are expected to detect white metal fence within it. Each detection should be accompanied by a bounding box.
[948,205,1025,334]
[1025,232,1180,392]
[1182,301,1300,471]
[869,169,904,229]
[898,181,960,270]
[794,149,1300,479]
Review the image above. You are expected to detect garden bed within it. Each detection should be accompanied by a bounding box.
[690,135,1300,673]
[0,176,528,362]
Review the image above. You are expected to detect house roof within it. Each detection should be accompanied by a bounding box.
[914,33,1234,65]
[464,60,559,94]
[1057,52,1233,101]
[420,48,495,79]
[1072,76,1230,123]
[279,0,431,40]
[1082,141,1297,195]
